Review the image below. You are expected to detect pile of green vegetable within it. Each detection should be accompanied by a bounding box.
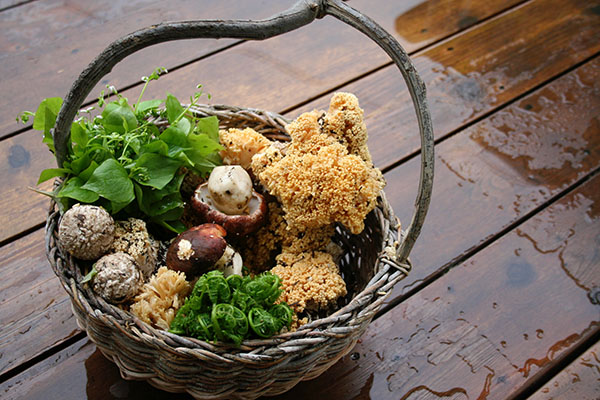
[20,68,222,233]
[170,271,293,345]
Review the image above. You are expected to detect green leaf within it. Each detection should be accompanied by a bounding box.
[81,266,97,284]
[136,173,184,215]
[165,94,184,124]
[134,183,149,215]
[147,193,183,216]
[33,97,62,134]
[70,152,91,175]
[82,158,134,203]
[188,133,223,157]
[157,219,186,234]
[58,177,100,203]
[37,168,70,184]
[160,119,190,147]
[186,154,220,176]
[141,140,168,156]
[70,120,88,150]
[79,160,99,181]
[136,99,162,114]
[133,153,181,190]
[101,102,138,133]
[110,200,130,214]
[33,97,62,153]
[195,116,220,141]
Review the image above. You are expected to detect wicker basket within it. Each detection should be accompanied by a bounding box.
[45,1,434,399]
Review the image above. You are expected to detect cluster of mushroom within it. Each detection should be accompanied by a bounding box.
[57,205,159,304]
[57,92,383,331]
[165,164,267,277]
[217,92,385,318]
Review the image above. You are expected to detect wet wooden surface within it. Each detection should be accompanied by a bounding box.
[1,0,599,399]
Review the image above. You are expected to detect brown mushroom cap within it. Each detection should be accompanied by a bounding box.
[166,224,227,276]
[191,183,267,236]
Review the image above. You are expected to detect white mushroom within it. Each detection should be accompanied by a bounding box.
[92,252,143,304]
[214,245,243,277]
[207,165,253,215]
[58,204,115,260]
[192,166,268,236]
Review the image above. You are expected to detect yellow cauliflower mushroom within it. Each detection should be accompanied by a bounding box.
[219,127,271,169]
[253,94,383,235]
[130,267,191,330]
[272,251,347,314]
[322,92,372,163]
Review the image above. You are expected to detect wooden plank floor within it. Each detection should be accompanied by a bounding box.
[1,0,598,399]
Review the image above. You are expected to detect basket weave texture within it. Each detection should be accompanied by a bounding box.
[46,105,411,399]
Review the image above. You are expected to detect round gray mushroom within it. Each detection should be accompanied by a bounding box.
[92,252,143,304]
[58,204,115,260]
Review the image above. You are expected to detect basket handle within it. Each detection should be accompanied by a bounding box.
[51,0,434,263]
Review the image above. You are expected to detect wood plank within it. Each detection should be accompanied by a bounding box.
[0,339,99,400]
[4,168,599,399]
[529,341,600,400]
[0,0,591,243]
[293,0,600,170]
[0,131,53,243]
[0,338,189,400]
[0,229,54,306]
[0,0,34,12]
[382,57,600,300]
[0,229,80,376]
[271,172,600,399]
[0,0,294,139]
[2,57,598,398]
[0,0,516,139]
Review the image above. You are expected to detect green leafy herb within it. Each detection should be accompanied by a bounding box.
[170,271,293,345]
[81,266,98,284]
[22,67,222,233]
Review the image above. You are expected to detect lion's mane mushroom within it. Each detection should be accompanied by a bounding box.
[58,204,115,260]
[166,224,227,276]
[191,165,267,236]
[92,252,143,304]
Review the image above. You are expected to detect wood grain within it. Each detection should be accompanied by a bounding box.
[294,0,600,171]
[382,57,600,300]
[0,0,591,243]
[0,1,32,12]
[0,338,188,400]
[0,30,598,381]
[272,172,600,399]
[1,1,599,397]
[0,0,530,375]
[0,130,53,243]
[0,0,515,139]
[0,0,295,139]
[0,229,80,376]
[529,341,600,400]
